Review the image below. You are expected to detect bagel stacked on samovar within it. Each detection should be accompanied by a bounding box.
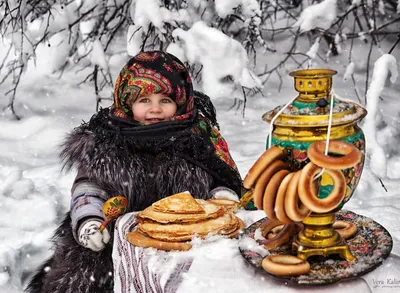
[126,192,244,251]
[244,141,361,223]
[243,141,361,276]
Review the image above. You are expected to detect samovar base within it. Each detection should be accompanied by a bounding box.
[293,239,356,262]
[292,212,357,262]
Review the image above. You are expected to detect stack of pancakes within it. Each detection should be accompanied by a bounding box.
[126,192,244,251]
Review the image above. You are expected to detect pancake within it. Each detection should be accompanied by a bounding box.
[226,218,246,238]
[217,215,240,235]
[126,231,192,251]
[207,199,239,213]
[126,193,244,251]
[137,228,195,242]
[152,191,205,214]
[138,212,239,242]
[138,199,224,224]
[137,214,242,242]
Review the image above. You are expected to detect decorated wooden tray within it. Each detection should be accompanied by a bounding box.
[238,210,393,285]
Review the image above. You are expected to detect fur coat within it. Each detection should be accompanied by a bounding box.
[25,128,217,293]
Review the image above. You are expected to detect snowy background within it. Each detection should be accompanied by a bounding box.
[1,0,400,292]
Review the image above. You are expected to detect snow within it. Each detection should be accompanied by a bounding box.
[35,30,76,74]
[215,0,244,18]
[363,54,398,178]
[27,2,80,42]
[128,0,262,99]
[127,25,144,57]
[343,62,355,82]
[127,0,190,57]
[172,21,261,99]
[130,0,190,34]
[90,40,109,70]
[79,19,97,39]
[215,0,261,18]
[166,42,188,64]
[0,2,400,292]
[131,0,165,32]
[306,39,320,60]
[294,0,338,32]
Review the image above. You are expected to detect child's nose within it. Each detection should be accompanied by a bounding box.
[150,104,162,113]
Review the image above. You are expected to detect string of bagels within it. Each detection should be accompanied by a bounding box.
[243,92,362,276]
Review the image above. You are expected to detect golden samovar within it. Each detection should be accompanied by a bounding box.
[257,69,367,261]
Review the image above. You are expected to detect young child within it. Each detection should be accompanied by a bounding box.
[26,51,242,293]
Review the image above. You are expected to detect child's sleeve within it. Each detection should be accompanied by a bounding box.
[70,169,109,242]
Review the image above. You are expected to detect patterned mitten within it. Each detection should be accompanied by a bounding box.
[78,220,110,252]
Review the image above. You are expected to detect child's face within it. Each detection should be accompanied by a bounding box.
[131,93,177,125]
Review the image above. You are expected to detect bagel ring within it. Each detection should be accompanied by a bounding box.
[333,220,357,239]
[266,223,304,238]
[243,146,287,189]
[265,224,284,239]
[307,140,361,170]
[263,169,291,219]
[284,171,312,222]
[258,219,294,250]
[252,160,288,210]
[274,172,294,224]
[262,255,310,276]
[298,162,346,213]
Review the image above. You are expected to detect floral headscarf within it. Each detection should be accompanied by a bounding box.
[112,51,194,122]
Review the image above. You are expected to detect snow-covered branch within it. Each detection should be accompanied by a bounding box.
[363,54,398,178]
[1,0,399,118]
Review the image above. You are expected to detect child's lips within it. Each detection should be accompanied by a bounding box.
[146,118,165,124]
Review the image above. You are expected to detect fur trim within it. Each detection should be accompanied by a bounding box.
[25,213,113,293]
[60,128,214,212]
[60,129,95,172]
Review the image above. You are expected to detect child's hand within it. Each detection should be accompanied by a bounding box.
[78,220,110,251]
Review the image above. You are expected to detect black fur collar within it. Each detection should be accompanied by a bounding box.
[60,109,242,211]
[60,129,217,212]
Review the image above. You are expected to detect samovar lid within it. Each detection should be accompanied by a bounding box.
[262,69,367,128]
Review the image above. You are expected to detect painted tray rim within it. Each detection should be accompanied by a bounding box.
[238,210,393,286]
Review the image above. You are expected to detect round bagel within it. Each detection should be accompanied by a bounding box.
[259,218,283,236]
[284,171,312,222]
[263,169,291,219]
[243,146,286,189]
[258,219,294,250]
[262,255,310,276]
[307,140,361,170]
[265,223,304,239]
[265,224,284,239]
[333,220,357,239]
[298,162,346,213]
[274,172,294,224]
[253,160,288,210]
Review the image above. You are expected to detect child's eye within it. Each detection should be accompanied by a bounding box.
[138,98,150,103]
[161,98,172,103]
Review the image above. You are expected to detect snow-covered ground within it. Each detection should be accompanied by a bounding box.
[0,44,399,293]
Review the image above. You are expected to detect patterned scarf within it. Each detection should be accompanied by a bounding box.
[85,51,242,195]
[112,51,194,121]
